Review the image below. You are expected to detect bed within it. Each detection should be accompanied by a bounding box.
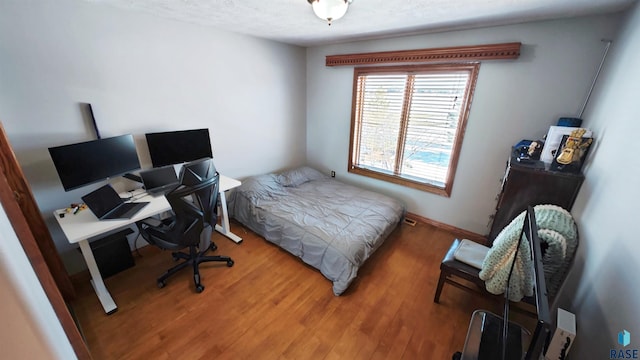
[228,166,405,295]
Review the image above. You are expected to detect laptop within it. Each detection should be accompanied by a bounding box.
[82,184,149,220]
[139,165,180,197]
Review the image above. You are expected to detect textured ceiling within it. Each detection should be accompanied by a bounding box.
[85,0,635,46]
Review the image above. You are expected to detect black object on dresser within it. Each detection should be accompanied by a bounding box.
[487,152,584,244]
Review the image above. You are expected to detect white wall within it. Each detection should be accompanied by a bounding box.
[558,2,640,358]
[0,0,307,272]
[306,15,622,235]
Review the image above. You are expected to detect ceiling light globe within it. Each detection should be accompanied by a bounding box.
[310,0,350,25]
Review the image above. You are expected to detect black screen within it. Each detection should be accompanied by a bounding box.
[506,207,553,360]
[48,134,141,191]
[145,129,213,168]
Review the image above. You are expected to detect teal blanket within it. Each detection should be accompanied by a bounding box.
[479,204,578,301]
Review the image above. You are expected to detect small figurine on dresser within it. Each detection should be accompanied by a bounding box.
[550,128,593,173]
[527,139,544,160]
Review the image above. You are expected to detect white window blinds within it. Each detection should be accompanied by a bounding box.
[350,63,479,195]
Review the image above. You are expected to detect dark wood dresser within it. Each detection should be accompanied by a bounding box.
[487,153,584,244]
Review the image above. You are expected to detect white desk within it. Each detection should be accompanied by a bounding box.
[215,175,242,244]
[55,174,242,314]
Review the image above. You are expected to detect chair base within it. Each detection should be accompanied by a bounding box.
[157,241,234,292]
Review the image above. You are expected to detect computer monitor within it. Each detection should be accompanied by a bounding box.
[145,128,213,168]
[48,134,141,191]
[504,206,554,360]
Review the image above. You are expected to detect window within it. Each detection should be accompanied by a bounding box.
[348,63,480,196]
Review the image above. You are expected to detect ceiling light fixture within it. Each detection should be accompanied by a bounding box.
[307,0,353,26]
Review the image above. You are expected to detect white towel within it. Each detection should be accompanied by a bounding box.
[454,239,490,269]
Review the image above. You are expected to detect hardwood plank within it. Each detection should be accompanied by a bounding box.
[71,219,524,359]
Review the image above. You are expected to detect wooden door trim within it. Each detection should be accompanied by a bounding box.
[0,166,92,359]
[0,121,91,359]
[0,123,75,300]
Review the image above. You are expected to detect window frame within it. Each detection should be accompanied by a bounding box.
[348,63,480,197]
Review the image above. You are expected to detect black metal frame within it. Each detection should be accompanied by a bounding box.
[502,206,553,360]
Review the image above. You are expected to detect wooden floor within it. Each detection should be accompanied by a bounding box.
[70,220,512,360]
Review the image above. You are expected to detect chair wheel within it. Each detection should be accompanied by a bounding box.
[227,260,234,267]
[157,281,166,289]
[209,243,217,251]
[172,253,179,262]
[196,285,205,293]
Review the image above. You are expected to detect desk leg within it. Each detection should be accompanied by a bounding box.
[78,240,117,315]
[215,190,242,244]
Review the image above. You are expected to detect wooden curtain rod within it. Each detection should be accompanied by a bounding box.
[326,42,521,66]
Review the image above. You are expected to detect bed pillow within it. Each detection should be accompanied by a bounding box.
[236,174,286,201]
[277,166,327,187]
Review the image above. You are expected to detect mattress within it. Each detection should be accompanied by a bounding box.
[228,166,405,295]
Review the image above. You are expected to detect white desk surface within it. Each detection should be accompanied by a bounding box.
[55,174,241,244]
[54,192,169,244]
[54,173,241,314]
[219,174,241,193]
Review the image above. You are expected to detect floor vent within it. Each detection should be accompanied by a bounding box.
[403,218,417,226]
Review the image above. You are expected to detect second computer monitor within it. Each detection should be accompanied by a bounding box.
[48,134,141,191]
[145,128,213,168]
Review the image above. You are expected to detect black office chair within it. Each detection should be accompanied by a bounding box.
[136,158,234,292]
